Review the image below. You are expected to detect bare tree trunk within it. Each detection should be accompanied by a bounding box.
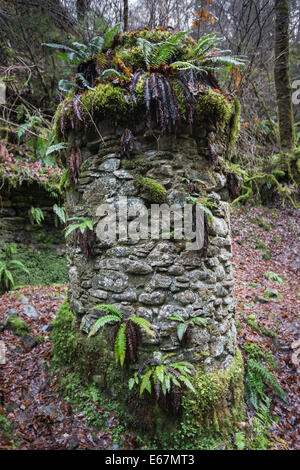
[274,0,295,152]
[76,0,91,22]
[123,0,128,31]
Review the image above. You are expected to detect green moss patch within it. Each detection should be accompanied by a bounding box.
[52,301,245,448]
[195,89,234,128]
[6,315,30,336]
[0,246,66,287]
[135,177,166,203]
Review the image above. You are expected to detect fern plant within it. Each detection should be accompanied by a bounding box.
[53,204,66,225]
[65,217,95,259]
[43,24,121,64]
[88,304,156,367]
[248,397,277,450]
[136,31,190,69]
[243,343,287,410]
[44,24,121,91]
[167,312,207,346]
[29,207,44,225]
[129,353,195,413]
[0,244,29,293]
[65,217,93,238]
[187,196,217,222]
[184,33,247,69]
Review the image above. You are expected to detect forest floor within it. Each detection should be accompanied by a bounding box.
[0,204,299,450]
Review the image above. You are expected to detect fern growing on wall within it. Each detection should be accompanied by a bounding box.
[167,311,207,346]
[65,217,95,259]
[88,304,156,367]
[129,353,196,413]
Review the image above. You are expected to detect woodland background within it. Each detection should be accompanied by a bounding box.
[0,0,299,451]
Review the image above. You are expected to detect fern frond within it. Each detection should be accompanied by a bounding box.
[248,359,287,401]
[168,312,185,323]
[8,260,29,275]
[178,375,196,393]
[140,369,152,396]
[177,323,188,342]
[191,317,208,327]
[130,317,156,337]
[3,269,15,288]
[87,315,120,338]
[114,322,127,367]
[103,23,121,50]
[101,69,128,81]
[90,304,123,319]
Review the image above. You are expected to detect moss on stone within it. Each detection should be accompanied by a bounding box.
[195,89,234,128]
[52,29,236,147]
[170,79,189,119]
[51,299,81,367]
[122,157,153,172]
[185,349,244,426]
[135,177,167,203]
[81,83,132,117]
[6,315,30,336]
[115,47,145,70]
[169,349,245,448]
[228,96,241,147]
[51,301,245,447]
[52,299,113,380]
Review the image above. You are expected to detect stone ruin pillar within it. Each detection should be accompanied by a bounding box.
[52,31,245,441]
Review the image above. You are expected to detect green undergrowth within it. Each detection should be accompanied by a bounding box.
[0,245,66,287]
[246,314,277,338]
[51,300,246,449]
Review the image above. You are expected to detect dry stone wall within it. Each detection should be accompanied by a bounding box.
[66,121,236,373]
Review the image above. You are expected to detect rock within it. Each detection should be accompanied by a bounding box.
[168,265,184,275]
[93,271,128,293]
[253,296,269,304]
[88,289,108,300]
[112,289,137,301]
[209,217,228,237]
[22,304,39,319]
[39,324,54,333]
[80,313,100,334]
[122,259,153,274]
[113,169,133,179]
[139,291,166,305]
[5,308,18,320]
[159,164,173,177]
[215,265,226,281]
[0,341,6,365]
[211,337,226,357]
[174,290,196,305]
[6,315,30,336]
[20,334,39,350]
[263,288,281,299]
[99,158,120,172]
[147,242,177,267]
[148,274,172,289]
